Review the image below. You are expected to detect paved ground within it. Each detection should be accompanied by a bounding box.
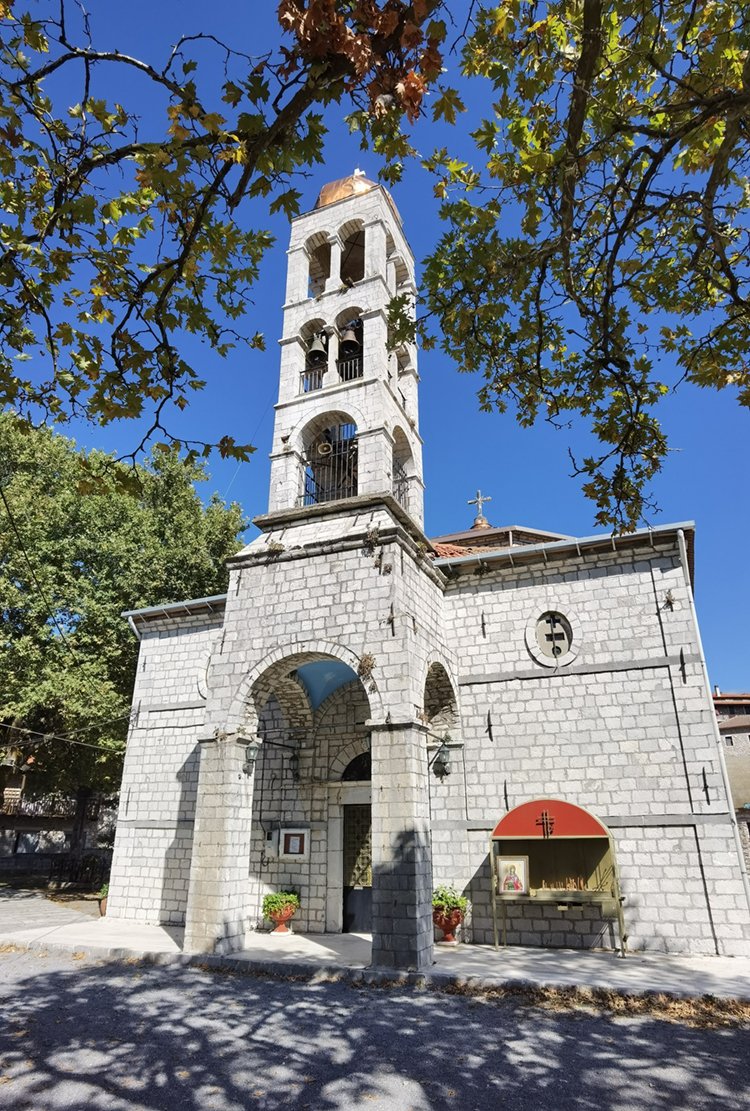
[1,890,750,1001]
[0,946,747,1111]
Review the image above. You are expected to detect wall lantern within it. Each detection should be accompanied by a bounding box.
[241,738,262,775]
[288,750,300,782]
[430,736,453,781]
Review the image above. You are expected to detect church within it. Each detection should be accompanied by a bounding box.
[107,172,750,970]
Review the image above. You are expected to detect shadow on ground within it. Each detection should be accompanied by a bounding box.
[0,949,747,1111]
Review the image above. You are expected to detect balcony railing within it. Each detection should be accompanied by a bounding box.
[337,355,363,382]
[301,366,325,393]
[393,459,409,510]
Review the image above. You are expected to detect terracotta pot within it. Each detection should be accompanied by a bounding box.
[433,907,463,944]
[99,896,108,917]
[269,904,297,934]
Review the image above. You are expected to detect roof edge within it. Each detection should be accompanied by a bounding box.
[122,593,227,622]
[434,521,696,580]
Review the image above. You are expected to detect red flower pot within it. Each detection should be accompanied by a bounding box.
[433,908,463,944]
[269,904,297,934]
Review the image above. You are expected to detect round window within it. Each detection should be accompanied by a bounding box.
[535,612,573,659]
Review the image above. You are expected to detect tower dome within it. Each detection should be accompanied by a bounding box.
[315,170,378,209]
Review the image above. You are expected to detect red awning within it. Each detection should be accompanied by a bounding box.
[492,799,610,840]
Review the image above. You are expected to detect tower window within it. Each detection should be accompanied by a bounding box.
[302,422,358,506]
[339,221,365,285]
[337,319,363,382]
[536,612,573,659]
[307,238,331,298]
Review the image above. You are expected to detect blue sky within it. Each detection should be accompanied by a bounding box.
[52,2,749,690]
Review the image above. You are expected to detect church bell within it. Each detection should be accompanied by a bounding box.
[339,323,361,359]
[307,332,327,367]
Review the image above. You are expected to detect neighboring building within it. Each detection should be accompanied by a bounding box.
[714,690,750,869]
[107,173,750,969]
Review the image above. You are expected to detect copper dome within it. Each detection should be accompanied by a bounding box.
[315,170,378,209]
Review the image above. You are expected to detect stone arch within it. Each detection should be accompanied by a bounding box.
[391,425,414,512]
[423,660,459,734]
[299,316,327,343]
[338,218,365,285]
[314,678,370,728]
[256,674,313,741]
[298,317,329,392]
[330,736,371,780]
[297,409,359,506]
[335,305,365,381]
[304,232,331,298]
[227,640,384,734]
[392,254,410,289]
[288,401,366,457]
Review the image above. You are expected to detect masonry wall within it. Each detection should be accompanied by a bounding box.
[107,611,224,925]
[431,541,750,957]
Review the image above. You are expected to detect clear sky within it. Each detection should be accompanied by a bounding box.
[53,2,749,691]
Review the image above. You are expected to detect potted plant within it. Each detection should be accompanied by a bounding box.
[432,884,468,945]
[98,883,109,917]
[262,891,300,934]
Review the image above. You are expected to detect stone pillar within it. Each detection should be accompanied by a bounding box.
[365,220,387,280]
[183,733,254,954]
[326,238,342,292]
[285,247,308,303]
[370,720,433,972]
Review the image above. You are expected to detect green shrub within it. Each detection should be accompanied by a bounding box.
[432,884,468,913]
[262,891,300,918]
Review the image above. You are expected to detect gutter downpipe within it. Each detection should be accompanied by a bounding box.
[677,529,750,918]
[127,615,142,641]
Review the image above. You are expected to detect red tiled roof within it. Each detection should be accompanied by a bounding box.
[432,542,485,558]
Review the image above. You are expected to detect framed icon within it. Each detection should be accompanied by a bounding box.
[497,855,529,895]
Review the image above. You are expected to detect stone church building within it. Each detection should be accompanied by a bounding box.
[108,173,750,970]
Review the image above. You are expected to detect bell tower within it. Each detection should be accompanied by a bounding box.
[267,171,424,527]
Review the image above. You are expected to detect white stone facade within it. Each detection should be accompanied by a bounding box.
[108,178,750,968]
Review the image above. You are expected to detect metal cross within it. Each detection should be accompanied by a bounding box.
[468,489,491,516]
[543,614,566,656]
[536,809,555,838]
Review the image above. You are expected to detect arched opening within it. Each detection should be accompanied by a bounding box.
[341,751,372,781]
[339,219,365,285]
[335,306,364,382]
[392,255,410,290]
[299,411,358,506]
[299,318,328,393]
[246,651,373,935]
[306,233,331,298]
[391,426,413,512]
[423,662,458,734]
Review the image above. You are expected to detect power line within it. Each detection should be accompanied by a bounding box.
[0,715,132,754]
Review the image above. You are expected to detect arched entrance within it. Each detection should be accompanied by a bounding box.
[246,653,373,936]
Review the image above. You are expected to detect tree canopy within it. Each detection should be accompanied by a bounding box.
[0,0,443,463]
[1,2,749,527]
[0,415,246,794]
[416,1,750,528]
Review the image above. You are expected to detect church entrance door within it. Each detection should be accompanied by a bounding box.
[342,803,372,932]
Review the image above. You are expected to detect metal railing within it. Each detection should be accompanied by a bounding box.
[301,428,358,506]
[0,792,102,819]
[301,366,325,392]
[337,355,363,382]
[393,459,409,510]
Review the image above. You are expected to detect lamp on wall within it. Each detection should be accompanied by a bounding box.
[430,736,453,781]
[288,750,300,782]
[241,737,262,775]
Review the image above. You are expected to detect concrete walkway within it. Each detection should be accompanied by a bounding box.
[1,890,749,1001]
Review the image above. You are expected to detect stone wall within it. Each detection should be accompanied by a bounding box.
[107,611,224,925]
[430,540,750,957]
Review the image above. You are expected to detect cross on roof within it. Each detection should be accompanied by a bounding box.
[468,489,492,529]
